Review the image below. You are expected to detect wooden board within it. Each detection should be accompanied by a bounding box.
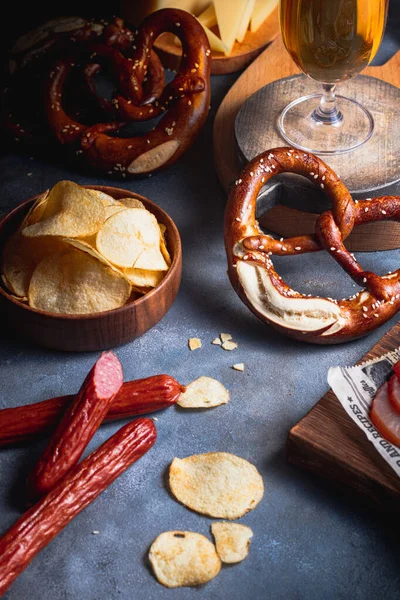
[154,8,279,75]
[287,322,400,512]
[213,36,400,251]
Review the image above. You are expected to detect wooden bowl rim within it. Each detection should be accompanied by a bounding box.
[0,185,182,321]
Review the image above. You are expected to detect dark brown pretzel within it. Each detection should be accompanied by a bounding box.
[224,147,400,345]
[45,9,211,176]
[3,10,210,177]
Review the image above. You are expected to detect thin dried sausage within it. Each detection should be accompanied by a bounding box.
[26,351,123,502]
[0,375,182,447]
[0,418,156,597]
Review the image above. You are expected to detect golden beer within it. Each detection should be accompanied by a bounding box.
[280,0,388,83]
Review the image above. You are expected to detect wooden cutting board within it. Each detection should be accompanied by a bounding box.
[287,321,400,512]
[213,36,400,250]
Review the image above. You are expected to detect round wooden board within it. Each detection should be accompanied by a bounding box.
[154,8,279,74]
[213,36,400,251]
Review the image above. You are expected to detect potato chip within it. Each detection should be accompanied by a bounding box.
[212,337,222,345]
[211,523,253,563]
[89,189,122,207]
[159,223,172,266]
[124,268,164,288]
[96,208,160,268]
[104,205,126,219]
[2,232,68,297]
[63,238,127,275]
[22,181,105,238]
[188,337,201,351]
[133,246,169,271]
[177,376,229,409]
[118,197,145,209]
[28,248,131,314]
[21,190,49,229]
[169,453,264,519]
[149,531,221,588]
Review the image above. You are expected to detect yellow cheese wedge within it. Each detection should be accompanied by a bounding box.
[201,23,229,54]
[250,0,278,33]
[173,20,228,54]
[197,4,217,29]
[121,0,212,26]
[213,0,249,54]
[236,0,256,43]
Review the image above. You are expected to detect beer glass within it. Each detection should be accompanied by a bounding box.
[278,0,389,154]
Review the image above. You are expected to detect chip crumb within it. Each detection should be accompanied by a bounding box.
[220,333,232,342]
[222,341,238,351]
[232,363,244,372]
[92,531,100,535]
[211,522,253,563]
[188,337,202,351]
[149,531,221,588]
[178,376,229,409]
[212,337,222,346]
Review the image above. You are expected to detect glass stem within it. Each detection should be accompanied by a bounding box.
[312,84,343,125]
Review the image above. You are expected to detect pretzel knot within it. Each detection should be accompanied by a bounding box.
[224,147,400,345]
[3,10,211,177]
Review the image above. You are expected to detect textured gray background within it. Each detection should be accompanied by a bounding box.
[1,5,400,599]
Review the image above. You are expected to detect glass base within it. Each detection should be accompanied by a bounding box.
[277,93,374,155]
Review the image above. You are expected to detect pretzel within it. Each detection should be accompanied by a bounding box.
[224,147,400,344]
[3,10,211,177]
[44,8,210,176]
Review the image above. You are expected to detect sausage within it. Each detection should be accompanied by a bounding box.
[370,382,400,446]
[0,418,156,597]
[0,375,182,447]
[27,351,123,502]
[388,373,400,414]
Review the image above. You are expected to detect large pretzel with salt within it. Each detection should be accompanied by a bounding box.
[225,147,400,344]
[45,8,211,176]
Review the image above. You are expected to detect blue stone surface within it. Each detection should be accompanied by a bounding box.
[0,4,399,598]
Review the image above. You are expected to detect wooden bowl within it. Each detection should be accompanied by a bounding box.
[0,186,182,352]
[153,9,280,75]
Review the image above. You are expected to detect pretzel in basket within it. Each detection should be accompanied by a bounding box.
[3,10,211,177]
[224,147,400,344]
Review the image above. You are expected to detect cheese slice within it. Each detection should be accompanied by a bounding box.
[214,0,249,54]
[197,3,217,28]
[236,0,256,42]
[250,0,278,32]
[121,0,211,26]
[174,20,228,54]
[202,24,229,54]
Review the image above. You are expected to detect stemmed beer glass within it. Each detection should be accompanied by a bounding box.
[278,0,389,154]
